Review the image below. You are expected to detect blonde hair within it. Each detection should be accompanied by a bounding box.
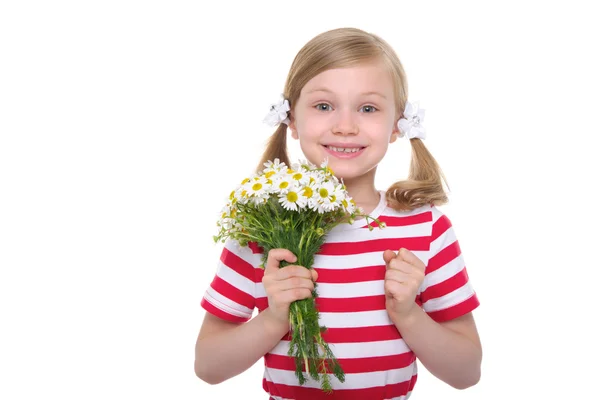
[257,27,449,211]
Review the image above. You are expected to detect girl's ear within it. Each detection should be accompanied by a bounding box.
[289,111,298,140]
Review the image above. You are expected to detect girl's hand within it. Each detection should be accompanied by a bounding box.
[261,249,318,330]
[382,248,426,323]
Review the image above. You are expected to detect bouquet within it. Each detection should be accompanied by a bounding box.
[213,158,383,393]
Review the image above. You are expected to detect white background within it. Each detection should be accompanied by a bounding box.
[1,1,599,399]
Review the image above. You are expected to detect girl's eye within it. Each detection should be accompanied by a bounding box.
[315,103,332,111]
[361,105,378,113]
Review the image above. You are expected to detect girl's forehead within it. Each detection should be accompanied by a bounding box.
[301,62,394,97]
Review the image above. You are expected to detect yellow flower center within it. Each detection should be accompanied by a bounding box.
[287,191,298,203]
[303,187,313,198]
[309,177,315,184]
[292,173,303,180]
[330,195,336,202]
[279,181,289,189]
[342,199,348,208]
[229,190,235,200]
[265,171,275,178]
[252,183,262,191]
[287,168,294,174]
[319,188,329,198]
[241,190,247,197]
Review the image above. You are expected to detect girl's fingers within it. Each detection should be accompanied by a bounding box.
[284,287,313,302]
[277,276,315,292]
[272,285,313,307]
[383,249,396,265]
[275,265,313,281]
[398,248,426,274]
[387,259,414,274]
[385,268,407,284]
[265,249,297,274]
[385,268,421,286]
[384,278,405,294]
[384,248,426,274]
[397,248,423,269]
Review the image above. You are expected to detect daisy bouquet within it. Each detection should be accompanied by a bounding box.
[213,158,383,393]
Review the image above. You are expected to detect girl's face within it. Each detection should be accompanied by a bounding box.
[289,59,400,186]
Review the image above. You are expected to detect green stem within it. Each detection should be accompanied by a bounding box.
[287,297,345,393]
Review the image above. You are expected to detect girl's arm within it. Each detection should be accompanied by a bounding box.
[383,246,481,388]
[195,248,318,385]
[194,309,288,384]
[391,309,482,389]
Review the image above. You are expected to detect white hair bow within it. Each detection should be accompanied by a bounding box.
[263,95,290,126]
[397,101,426,140]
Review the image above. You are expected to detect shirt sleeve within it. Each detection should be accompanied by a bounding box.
[419,206,480,322]
[200,239,258,323]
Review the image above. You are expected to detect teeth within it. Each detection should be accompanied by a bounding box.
[327,146,361,153]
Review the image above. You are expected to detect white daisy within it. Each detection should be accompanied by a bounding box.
[316,180,335,202]
[309,180,334,213]
[216,203,233,231]
[287,169,311,185]
[341,197,356,215]
[244,176,268,197]
[278,189,307,211]
[240,176,270,206]
[250,194,269,206]
[272,174,295,194]
[320,157,330,169]
[239,174,256,186]
[298,179,318,209]
[293,159,316,172]
[262,159,288,183]
[263,158,286,173]
[232,185,249,205]
[310,200,327,214]
[328,184,345,209]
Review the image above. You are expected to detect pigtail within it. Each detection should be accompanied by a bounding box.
[256,123,290,173]
[386,138,450,211]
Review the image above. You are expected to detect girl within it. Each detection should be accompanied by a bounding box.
[195,27,481,399]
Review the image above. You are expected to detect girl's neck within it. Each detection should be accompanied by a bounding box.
[344,179,381,216]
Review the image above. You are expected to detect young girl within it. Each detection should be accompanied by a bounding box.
[195,27,481,399]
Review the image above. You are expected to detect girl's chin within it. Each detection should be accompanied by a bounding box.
[327,163,378,182]
[324,167,361,181]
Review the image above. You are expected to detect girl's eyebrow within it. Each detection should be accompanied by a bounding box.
[361,91,387,100]
[306,88,387,100]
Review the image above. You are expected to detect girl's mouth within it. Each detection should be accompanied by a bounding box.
[323,145,366,158]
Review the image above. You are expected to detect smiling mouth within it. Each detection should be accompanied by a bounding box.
[324,145,365,153]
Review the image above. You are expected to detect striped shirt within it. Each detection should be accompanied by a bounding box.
[201,193,480,399]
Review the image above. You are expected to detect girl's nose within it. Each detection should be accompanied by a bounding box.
[332,108,358,135]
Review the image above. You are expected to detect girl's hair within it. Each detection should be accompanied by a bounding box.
[257,27,449,211]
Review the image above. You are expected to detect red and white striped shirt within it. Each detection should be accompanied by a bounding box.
[201,193,480,400]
